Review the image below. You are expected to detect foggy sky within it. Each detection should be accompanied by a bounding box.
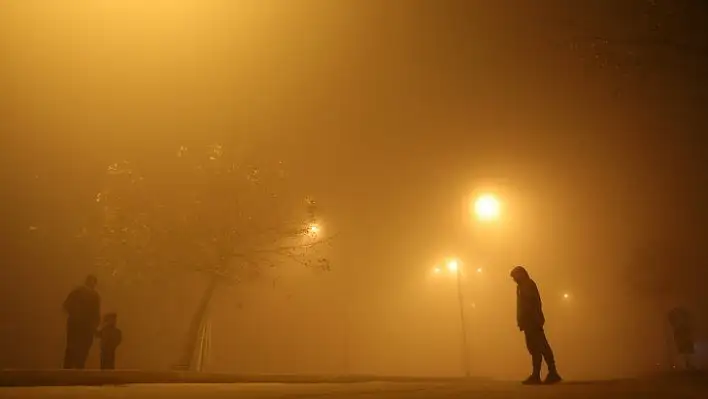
[1,0,707,379]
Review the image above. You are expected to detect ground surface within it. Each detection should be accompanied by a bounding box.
[2,379,707,399]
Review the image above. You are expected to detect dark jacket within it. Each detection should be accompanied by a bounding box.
[97,325,122,352]
[63,286,101,328]
[516,272,545,331]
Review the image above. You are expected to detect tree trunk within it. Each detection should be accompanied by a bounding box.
[173,276,219,371]
[195,316,212,372]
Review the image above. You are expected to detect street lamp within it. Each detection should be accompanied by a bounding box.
[305,222,322,238]
[447,259,460,273]
[472,193,501,222]
[434,257,471,378]
[446,191,501,377]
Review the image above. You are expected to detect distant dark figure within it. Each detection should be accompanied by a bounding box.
[510,266,562,385]
[668,307,695,370]
[96,312,122,370]
[62,275,101,369]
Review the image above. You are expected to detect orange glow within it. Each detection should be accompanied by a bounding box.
[473,194,501,222]
[446,259,460,273]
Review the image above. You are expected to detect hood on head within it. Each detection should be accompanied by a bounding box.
[510,265,530,281]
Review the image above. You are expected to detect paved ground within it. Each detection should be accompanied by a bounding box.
[0,370,466,386]
[1,380,706,399]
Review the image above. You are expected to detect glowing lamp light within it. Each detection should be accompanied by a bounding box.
[473,194,501,222]
[447,259,460,273]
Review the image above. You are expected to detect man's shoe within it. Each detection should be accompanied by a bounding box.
[522,375,543,385]
[544,372,562,385]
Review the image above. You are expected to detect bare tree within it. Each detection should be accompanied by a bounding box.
[566,0,708,68]
[92,144,332,370]
[625,240,706,306]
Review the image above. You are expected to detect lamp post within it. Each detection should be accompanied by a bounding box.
[446,259,471,378]
[452,192,501,377]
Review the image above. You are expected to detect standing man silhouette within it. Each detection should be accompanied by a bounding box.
[63,275,101,369]
[510,266,562,384]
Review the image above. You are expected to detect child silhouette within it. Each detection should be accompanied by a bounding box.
[96,312,122,370]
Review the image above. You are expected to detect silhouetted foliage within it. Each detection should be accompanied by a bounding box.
[90,144,331,286]
[566,0,708,70]
[626,241,704,302]
[83,146,333,370]
[627,242,678,297]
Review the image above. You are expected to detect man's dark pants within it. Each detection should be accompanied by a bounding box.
[63,319,94,369]
[524,327,557,375]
